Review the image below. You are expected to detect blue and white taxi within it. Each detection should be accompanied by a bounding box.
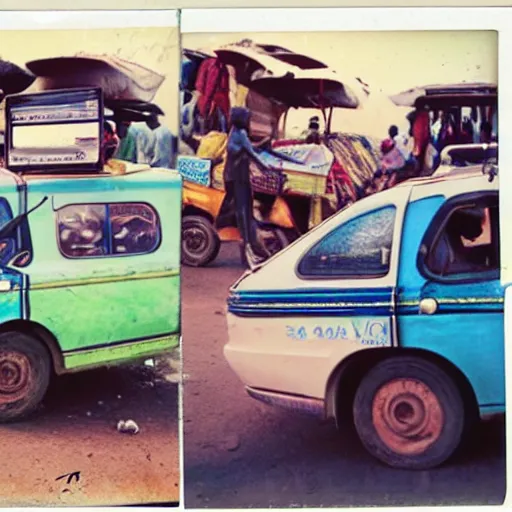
[224,164,503,469]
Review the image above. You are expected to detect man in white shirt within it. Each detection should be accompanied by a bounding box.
[388,124,411,161]
[145,114,175,169]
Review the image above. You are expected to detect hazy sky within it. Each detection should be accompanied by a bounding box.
[0,29,497,141]
[0,26,179,132]
[183,30,498,138]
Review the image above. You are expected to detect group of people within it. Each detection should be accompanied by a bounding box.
[375,104,497,189]
[103,114,176,170]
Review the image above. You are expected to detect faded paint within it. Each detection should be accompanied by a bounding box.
[29,273,180,352]
[63,333,179,371]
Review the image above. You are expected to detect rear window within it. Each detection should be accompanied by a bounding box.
[57,202,161,259]
[298,205,396,278]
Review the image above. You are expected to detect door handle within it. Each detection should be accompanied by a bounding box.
[0,280,11,292]
[419,298,438,315]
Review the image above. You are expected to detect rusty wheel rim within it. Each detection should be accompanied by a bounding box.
[372,378,444,456]
[0,351,31,403]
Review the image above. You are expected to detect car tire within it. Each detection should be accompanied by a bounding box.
[182,215,221,267]
[0,331,51,422]
[353,355,465,470]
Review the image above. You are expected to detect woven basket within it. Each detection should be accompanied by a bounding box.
[250,166,286,195]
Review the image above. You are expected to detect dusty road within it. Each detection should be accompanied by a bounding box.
[183,243,507,509]
[0,354,180,507]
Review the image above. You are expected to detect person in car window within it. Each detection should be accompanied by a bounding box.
[224,107,272,264]
[431,208,485,275]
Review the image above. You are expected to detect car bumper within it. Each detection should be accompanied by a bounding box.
[245,386,326,418]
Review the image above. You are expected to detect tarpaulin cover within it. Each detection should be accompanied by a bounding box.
[0,60,35,96]
[326,133,381,190]
[26,54,166,103]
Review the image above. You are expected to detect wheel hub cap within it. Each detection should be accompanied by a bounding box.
[372,378,444,455]
[184,228,207,253]
[0,351,31,402]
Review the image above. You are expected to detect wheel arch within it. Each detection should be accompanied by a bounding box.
[0,320,64,375]
[325,347,479,426]
[182,205,215,224]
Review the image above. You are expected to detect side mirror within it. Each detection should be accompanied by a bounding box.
[8,250,31,268]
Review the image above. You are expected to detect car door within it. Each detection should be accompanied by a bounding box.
[397,190,504,414]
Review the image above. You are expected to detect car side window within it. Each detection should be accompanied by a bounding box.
[57,202,161,259]
[298,205,396,278]
[425,201,499,277]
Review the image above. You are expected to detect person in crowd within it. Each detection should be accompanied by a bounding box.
[224,106,272,265]
[381,138,405,172]
[113,118,138,164]
[304,116,321,144]
[388,124,411,161]
[461,116,475,144]
[146,113,174,169]
[411,106,431,176]
[480,121,493,144]
[133,120,156,166]
[195,57,230,135]
[102,121,120,163]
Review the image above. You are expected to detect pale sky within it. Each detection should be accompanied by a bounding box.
[0,26,179,132]
[183,30,498,138]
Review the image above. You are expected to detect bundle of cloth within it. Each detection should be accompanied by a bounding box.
[325,133,381,202]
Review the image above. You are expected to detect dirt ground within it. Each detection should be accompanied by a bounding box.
[0,352,181,507]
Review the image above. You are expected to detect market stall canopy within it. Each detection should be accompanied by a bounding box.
[214,45,297,85]
[25,53,166,103]
[0,60,35,99]
[104,107,151,123]
[104,99,164,116]
[250,68,362,109]
[183,48,216,62]
[390,82,497,108]
[253,43,328,70]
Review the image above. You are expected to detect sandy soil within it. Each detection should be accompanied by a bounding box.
[0,353,181,507]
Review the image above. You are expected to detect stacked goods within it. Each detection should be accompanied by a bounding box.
[326,133,380,192]
[195,131,228,189]
[262,143,334,196]
[181,43,380,215]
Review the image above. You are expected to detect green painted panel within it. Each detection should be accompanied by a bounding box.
[29,273,180,352]
[63,333,180,371]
